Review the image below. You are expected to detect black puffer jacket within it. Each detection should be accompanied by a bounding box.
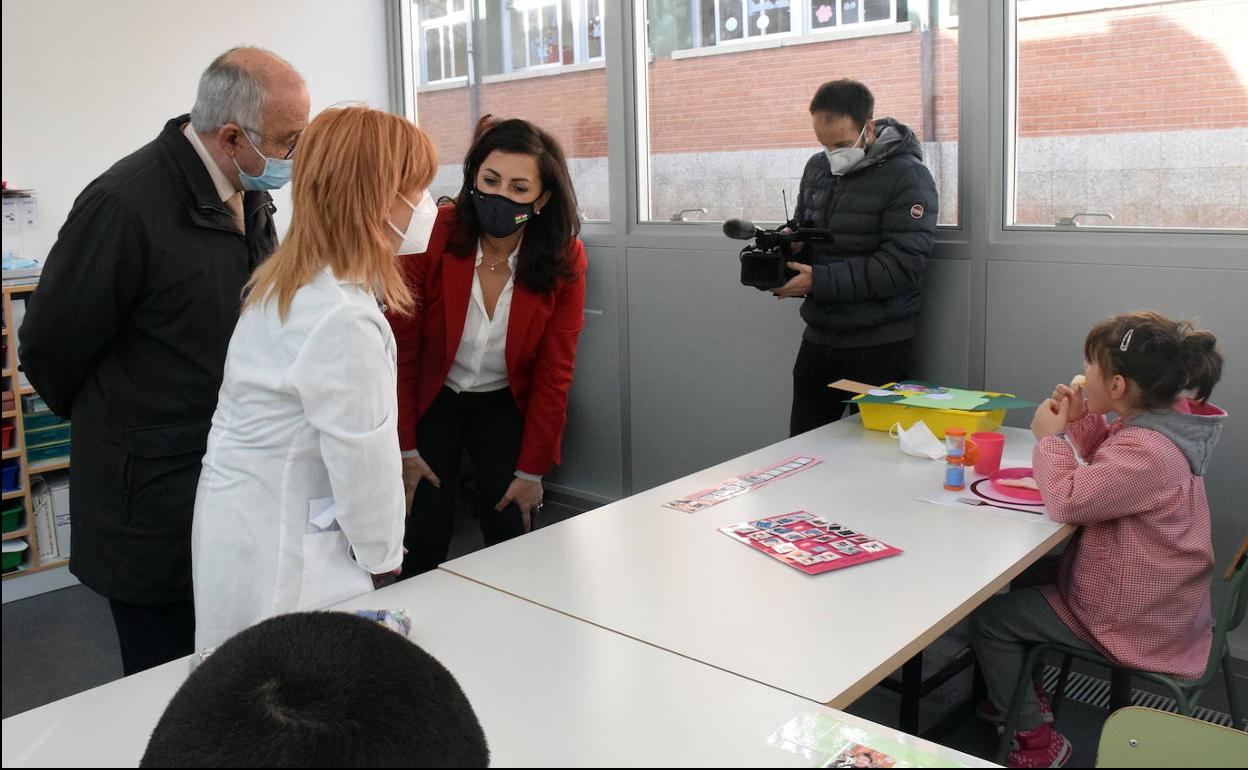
[793,117,938,348]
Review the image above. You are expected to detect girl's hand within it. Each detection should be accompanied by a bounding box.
[496,477,542,532]
[1049,382,1087,423]
[1032,397,1069,439]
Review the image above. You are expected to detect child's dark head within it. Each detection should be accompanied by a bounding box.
[1083,310,1222,411]
[140,612,490,768]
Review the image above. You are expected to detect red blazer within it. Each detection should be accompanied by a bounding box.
[388,206,587,476]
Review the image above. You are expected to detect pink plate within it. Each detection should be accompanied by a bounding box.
[990,467,1044,502]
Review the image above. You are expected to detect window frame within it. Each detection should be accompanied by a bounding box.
[1001,0,1247,234]
[416,0,471,85]
[688,0,899,50]
[413,0,607,86]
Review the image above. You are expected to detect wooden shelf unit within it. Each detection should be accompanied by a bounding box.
[3,283,71,579]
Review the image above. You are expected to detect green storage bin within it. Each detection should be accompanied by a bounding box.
[27,442,70,465]
[20,393,47,413]
[25,423,71,447]
[2,540,28,571]
[22,411,67,431]
[2,501,21,533]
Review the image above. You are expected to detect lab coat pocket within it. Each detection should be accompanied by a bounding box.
[298,530,374,611]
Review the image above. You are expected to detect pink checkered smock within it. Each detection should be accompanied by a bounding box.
[1031,400,1227,679]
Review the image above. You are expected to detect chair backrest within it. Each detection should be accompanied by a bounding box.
[1207,537,1248,683]
[1096,706,1248,767]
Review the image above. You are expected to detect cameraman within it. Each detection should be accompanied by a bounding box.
[773,79,938,436]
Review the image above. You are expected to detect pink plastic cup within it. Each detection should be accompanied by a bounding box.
[972,432,1005,475]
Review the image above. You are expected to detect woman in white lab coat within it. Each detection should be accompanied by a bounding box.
[191,106,439,650]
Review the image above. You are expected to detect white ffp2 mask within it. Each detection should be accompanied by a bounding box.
[890,420,946,460]
[388,192,438,256]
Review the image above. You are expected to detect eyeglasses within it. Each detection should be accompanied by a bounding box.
[242,125,300,160]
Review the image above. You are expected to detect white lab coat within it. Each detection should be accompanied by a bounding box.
[191,267,405,651]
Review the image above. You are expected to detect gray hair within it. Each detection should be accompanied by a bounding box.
[189,48,273,142]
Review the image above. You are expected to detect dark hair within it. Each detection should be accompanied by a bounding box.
[809,79,875,130]
[140,612,490,768]
[450,115,581,294]
[1084,310,1223,410]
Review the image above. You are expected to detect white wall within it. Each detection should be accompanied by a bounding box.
[1,0,392,257]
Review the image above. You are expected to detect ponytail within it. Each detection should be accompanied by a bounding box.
[1178,328,1222,403]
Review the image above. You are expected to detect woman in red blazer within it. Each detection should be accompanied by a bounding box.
[388,117,587,575]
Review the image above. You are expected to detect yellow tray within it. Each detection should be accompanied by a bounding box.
[852,384,1009,438]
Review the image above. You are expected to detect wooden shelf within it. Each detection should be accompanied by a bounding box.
[2,278,71,586]
[29,459,70,474]
[2,557,69,580]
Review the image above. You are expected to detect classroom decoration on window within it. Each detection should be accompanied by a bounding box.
[719,511,901,575]
[665,455,822,513]
[767,711,965,767]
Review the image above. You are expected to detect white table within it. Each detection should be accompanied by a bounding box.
[2,570,993,767]
[443,417,1074,709]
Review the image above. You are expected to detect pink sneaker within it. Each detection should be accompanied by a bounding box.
[1007,722,1072,768]
[976,684,1055,725]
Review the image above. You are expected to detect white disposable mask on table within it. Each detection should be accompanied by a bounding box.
[890,420,946,460]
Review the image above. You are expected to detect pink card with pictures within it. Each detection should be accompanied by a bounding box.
[719,511,902,575]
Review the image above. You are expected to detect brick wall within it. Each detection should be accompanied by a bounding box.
[416,0,1245,159]
[417,67,607,164]
[1017,0,1248,135]
[413,0,1246,227]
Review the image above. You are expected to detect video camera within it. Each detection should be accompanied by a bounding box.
[723,218,834,290]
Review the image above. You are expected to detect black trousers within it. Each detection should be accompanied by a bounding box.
[402,387,532,576]
[790,338,915,437]
[107,597,195,676]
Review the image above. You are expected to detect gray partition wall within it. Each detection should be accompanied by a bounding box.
[407,2,1248,657]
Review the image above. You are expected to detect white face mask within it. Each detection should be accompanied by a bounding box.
[890,420,946,461]
[825,122,868,175]
[387,192,438,255]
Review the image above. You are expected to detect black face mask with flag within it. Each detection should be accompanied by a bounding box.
[471,188,535,238]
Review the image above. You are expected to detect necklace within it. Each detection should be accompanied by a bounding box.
[481,252,511,272]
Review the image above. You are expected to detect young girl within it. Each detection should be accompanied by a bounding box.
[970,310,1225,768]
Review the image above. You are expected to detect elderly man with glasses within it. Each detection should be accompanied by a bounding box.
[19,47,309,676]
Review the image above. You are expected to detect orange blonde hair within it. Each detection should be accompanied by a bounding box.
[244,105,437,319]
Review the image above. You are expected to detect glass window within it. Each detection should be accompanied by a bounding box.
[409,0,610,221]
[587,0,604,58]
[641,0,958,225]
[1009,0,1247,230]
[417,0,469,83]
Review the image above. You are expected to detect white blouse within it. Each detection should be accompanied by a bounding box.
[446,242,518,394]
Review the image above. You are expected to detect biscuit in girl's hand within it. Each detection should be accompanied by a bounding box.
[1070,374,1086,389]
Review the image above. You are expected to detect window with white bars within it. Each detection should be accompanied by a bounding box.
[417,0,470,84]
[503,0,605,72]
[414,0,605,86]
[691,0,898,48]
